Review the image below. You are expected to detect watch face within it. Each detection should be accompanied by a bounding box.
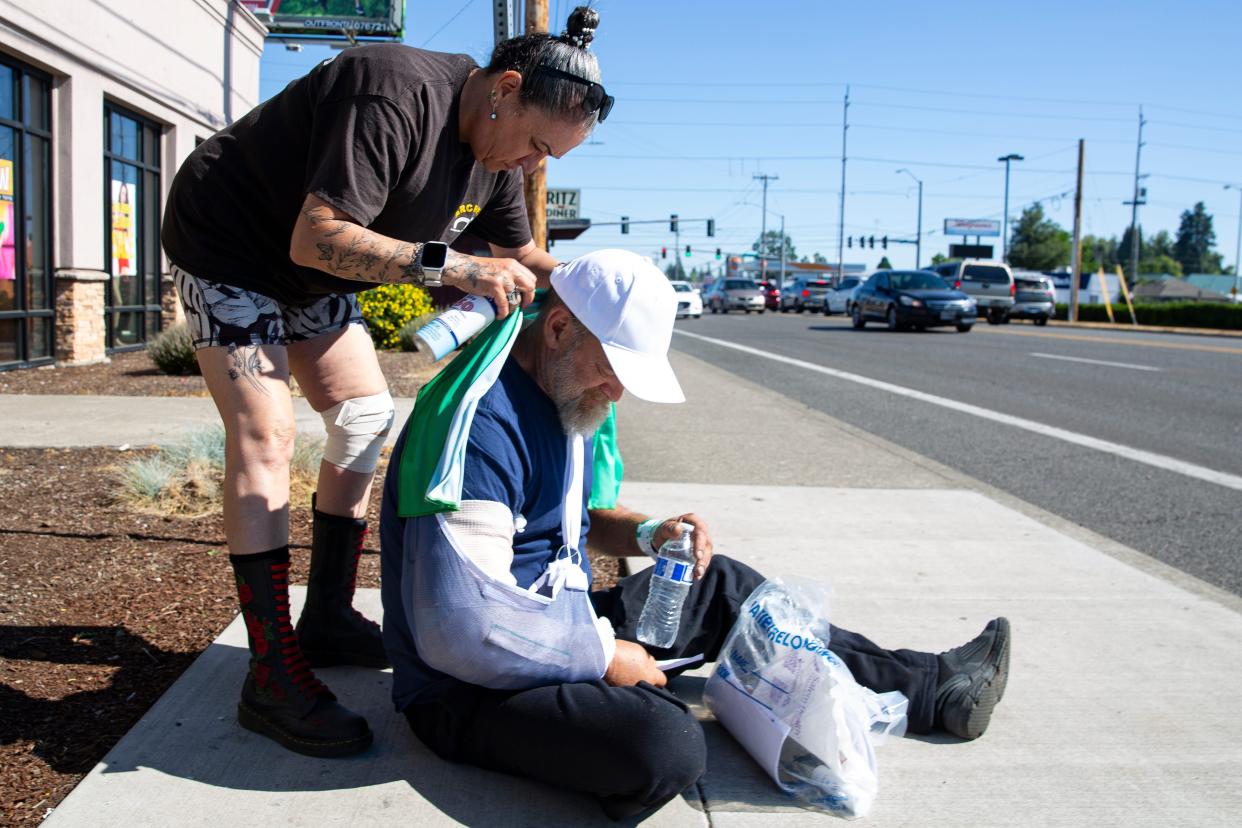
[422,242,448,270]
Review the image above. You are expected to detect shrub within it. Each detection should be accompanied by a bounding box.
[118,427,325,516]
[1055,301,1242,329]
[357,284,434,350]
[397,311,440,352]
[147,322,200,375]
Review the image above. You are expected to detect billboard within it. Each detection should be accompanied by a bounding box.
[240,1,405,39]
[944,218,1001,237]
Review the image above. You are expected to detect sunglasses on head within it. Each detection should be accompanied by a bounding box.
[532,64,614,122]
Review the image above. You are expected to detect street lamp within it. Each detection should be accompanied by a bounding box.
[896,168,923,269]
[998,153,1024,262]
[1225,184,1242,303]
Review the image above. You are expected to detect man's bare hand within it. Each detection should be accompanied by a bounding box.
[604,640,667,687]
[442,251,537,318]
[653,513,714,580]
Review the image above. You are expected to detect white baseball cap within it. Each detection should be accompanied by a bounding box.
[550,249,685,404]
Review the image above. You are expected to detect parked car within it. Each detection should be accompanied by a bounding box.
[754,279,781,311]
[822,276,863,315]
[926,259,1015,324]
[1007,271,1055,325]
[669,280,703,319]
[780,277,832,313]
[851,269,976,332]
[704,278,765,314]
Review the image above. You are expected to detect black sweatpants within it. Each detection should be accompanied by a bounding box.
[404,556,939,820]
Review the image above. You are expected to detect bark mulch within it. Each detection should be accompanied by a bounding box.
[0,351,621,826]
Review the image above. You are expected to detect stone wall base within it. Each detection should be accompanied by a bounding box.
[54,269,109,366]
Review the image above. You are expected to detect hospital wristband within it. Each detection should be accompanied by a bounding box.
[636,518,663,558]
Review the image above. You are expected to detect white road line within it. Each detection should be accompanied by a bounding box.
[1030,352,1161,372]
[675,329,1242,492]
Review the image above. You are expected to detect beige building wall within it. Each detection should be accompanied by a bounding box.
[0,0,265,363]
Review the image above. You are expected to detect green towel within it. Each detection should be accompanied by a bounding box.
[397,292,625,517]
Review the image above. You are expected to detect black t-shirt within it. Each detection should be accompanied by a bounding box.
[161,45,531,306]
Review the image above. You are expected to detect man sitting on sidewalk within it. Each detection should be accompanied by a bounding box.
[379,250,1011,820]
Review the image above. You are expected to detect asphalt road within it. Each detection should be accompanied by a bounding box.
[670,310,1242,596]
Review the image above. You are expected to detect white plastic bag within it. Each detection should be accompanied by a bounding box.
[703,576,907,819]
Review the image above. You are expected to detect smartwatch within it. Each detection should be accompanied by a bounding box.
[416,241,449,287]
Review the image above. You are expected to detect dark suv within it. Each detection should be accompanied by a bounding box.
[780,277,832,313]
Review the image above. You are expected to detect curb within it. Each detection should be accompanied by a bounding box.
[1046,319,1242,339]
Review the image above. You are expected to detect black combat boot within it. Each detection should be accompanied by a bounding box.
[294,496,389,669]
[933,617,1011,740]
[231,547,372,757]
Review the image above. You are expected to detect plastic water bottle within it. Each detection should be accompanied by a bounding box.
[414,295,498,360]
[637,524,695,648]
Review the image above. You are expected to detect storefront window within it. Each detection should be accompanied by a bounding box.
[0,58,53,370]
[104,104,161,351]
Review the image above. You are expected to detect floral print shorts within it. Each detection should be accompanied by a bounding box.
[172,265,365,349]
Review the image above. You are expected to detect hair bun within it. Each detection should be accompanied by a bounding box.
[564,6,599,49]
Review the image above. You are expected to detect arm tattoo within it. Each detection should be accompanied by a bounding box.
[225,344,269,396]
[298,205,426,284]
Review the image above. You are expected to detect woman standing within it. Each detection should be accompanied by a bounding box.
[160,6,612,757]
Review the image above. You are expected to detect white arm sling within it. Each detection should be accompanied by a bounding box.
[401,432,613,690]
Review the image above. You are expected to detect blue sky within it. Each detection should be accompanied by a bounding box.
[258,0,1242,275]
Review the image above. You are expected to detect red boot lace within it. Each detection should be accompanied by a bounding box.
[348,529,381,633]
[270,561,329,697]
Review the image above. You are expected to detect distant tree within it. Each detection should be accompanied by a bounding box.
[664,263,682,280]
[1080,234,1119,273]
[877,256,893,269]
[1139,254,1182,276]
[1117,224,1142,273]
[753,230,796,261]
[812,251,829,264]
[1007,204,1070,270]
[1174,202,1225,274]
[930,252,952,265]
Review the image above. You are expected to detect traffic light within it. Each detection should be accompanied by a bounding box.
[847,236,852,248]
[684,245,691,258]
[661,247,667,259]
[715,247,721,260]
[621,216,629,235]
[670,213,679,232]
[706,218,715,237]
[869,235,876,249]
[881,236,888,249]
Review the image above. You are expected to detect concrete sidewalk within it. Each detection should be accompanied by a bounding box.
[15,351,1242,825]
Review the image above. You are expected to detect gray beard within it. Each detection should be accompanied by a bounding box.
[548,340,613,436]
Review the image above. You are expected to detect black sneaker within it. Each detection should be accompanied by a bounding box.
[934,617,1011,740]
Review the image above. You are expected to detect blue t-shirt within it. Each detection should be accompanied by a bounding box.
[380,358,594,709]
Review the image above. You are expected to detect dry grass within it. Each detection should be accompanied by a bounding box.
[115,427,324,517]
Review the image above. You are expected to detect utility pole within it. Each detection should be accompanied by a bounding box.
[836,86,849,286]
[897,168,922,268]
[779,214,786,287]
[523,0,548,250]
[1070,139,1085,323]
[998,153,1023,262]
[1124,106,1147,288]
[1226,184,1242,302]
[754,172,778,281]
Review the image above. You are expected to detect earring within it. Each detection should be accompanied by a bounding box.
[490,91,498,120]
[490,110,497,121]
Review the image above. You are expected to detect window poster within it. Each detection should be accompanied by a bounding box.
[110,178,135,277]
[0,158,14,281]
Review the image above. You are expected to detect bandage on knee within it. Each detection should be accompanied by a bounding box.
[320,390,395,473]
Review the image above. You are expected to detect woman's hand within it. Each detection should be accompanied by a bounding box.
[442,251,537,319]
